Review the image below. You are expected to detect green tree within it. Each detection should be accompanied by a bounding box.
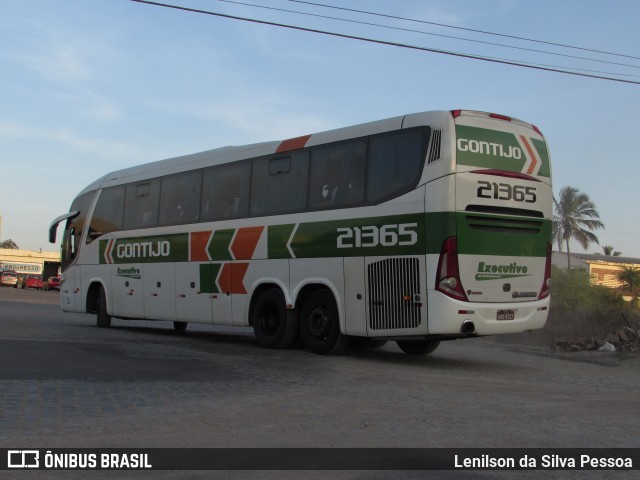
[553,186,604,269]
[0,239,19,249]
[602,245,621,256]
[617,266,640,305]
[551,266,623,310]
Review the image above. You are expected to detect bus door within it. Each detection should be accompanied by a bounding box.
[60,222,80,311]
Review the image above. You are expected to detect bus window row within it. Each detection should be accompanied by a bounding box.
[86,127,430,242]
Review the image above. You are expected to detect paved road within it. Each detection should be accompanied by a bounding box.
[1,287,638,479]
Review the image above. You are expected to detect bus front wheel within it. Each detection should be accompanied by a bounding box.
[96,286,111,328]
[251,288,298,349]
[396,339,440,355]
[300,289,349,355]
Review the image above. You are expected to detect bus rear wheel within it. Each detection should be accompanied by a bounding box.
[396,339,440,355]
[251,288,298,349]
[300,289,349,355]
[96,286,111,328]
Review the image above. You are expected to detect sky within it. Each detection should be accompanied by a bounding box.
[1,0,639,257]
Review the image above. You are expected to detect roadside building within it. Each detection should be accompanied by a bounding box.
[0,248,61,284]
[552,252,640,299]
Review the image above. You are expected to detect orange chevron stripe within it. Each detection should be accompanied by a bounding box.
[218,263,249,295]
[190,231,212,261]
[231,226,264,260]
[105,238,115,264]
[520,135,538,175]
[276,134,311,153]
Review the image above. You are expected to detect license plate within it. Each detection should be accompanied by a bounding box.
[497,309,515,321]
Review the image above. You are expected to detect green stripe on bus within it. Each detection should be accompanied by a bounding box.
[268,224,296,259]
[425,212,457,255]
[97,211,549,265]
[99,234,188,264]
[288,213,426,258]
[199,263,222,294]
[455,125,551,178]
[456,212,551,257]
[208,229,235,261]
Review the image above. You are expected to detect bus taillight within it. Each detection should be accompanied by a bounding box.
[436,236,468,302]
[538,242,552,299]
[489,113,512,121]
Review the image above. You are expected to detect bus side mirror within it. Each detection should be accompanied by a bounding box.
[49,211,80,244]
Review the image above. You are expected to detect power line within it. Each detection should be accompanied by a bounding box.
[483,57,640,80]
[288,0,640,62]
[130,0,640,85]
[211,0,640,71]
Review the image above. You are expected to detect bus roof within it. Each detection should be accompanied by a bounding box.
[77,110,527,195]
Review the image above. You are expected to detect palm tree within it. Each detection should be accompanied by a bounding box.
[617,266,640,305]
[553,186,604,269]
[602,245,621,257]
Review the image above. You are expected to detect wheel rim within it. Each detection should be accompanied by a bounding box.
[308,306,330,339]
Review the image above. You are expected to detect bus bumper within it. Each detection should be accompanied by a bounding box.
[426,290,549,336]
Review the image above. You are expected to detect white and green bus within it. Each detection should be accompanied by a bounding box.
[50,110,552,355]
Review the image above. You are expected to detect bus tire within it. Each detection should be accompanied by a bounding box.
[173,321,187,331]
[300,289,349,355]
[96,286,111,328]
[396,339,440,355]
[252,288,298,349]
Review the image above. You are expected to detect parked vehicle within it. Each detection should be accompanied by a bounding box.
[23,274,44,290]
[1,270,18,287]
[44,276,61,291]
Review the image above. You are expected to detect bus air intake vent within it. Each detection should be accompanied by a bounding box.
[465,214,543,235]
[367,258,421,330]
[427,130,442,164]
[466,205,544,218]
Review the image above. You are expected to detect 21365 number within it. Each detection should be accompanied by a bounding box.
[477,181,537,203]
[337,223,418,249]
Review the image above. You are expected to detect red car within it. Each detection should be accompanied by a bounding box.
[23,275,44,290]
[45,276,61,291]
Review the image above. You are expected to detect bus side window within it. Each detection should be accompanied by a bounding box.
[159,171,202,226]
[251,151,309,216]
[201,161,251,221]
[124,179,160,230]
[309,139,366,210]
[367,129,428,205]
[87,186,125,243]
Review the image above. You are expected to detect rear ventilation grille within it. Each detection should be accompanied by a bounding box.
[465,214,543,235]
[427,130,442,164]
[466,204,544,218]
[367,258,421,330]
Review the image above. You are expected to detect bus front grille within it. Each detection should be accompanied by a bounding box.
[367,258,421,330]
